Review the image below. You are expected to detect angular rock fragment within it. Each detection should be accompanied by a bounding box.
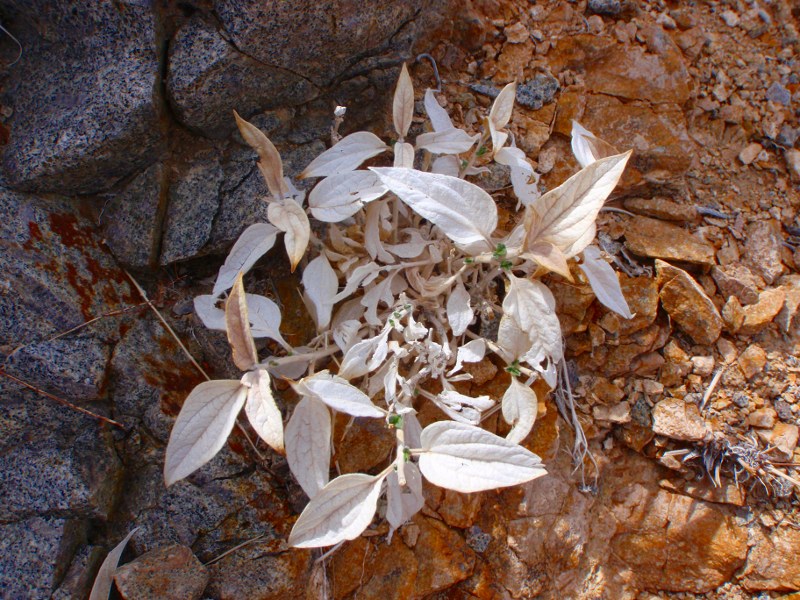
[657,261,722,346]
[626,217,716,266]
[114,545,209,600]
[652,397,710,441]
[743,220,784,285]
[740,288,786,334]
[711,264,762,305]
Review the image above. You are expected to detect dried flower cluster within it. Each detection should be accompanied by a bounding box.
[163,64,633,548]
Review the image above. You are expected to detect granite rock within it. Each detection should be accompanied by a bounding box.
[0,517,87,599]
[167,17,318,139]
[213,0,456,87]
[160,145,224,265]
[0,1,163,194]
[101,162,165,270]
[0,390,122,522]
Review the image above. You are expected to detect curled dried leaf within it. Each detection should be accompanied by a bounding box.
[393,63,414,140]
[234,110,288,198]
[226,273,259,371]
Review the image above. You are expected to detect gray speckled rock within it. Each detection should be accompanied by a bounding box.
[0,388,122,521]
[213,0,455,86]
[101,162,166,269]
[0,516,86,599]
[51,544,105,600]
[0,188,133,392]
[160,146,224,265]
[208,140,324,251]
[4,336,109,401]
[167,16,318,139]
[0,1,163,194]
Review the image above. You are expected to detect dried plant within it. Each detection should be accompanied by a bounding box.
[163,64,633,548]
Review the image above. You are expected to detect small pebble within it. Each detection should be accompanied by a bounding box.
[775,399,793,422]
[720,10,740,27]
[588,0,622,16]
[739,143,763,165]
[657,13,677,30]
[732,392,750,408]
[691,356,715,377]
[766,82,792,106]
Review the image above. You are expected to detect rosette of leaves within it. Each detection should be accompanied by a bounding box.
[165,64,634,548]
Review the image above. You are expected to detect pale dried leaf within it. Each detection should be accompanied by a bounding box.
[247,294,290,348]
[424,88,454,132]
[89,528,139,600]
[364,201,394,264]
[524,151,632,258]
[502,378,538,445]
[386,463,424,534]
[447,338,486,375]
[300,132,389,179]
[288,473,386,548]
[446,279,473,336]
[226,274,259,371]
[268,197,310,271]
[286,396,331,498]
[194,294,226,330]
[496,314,531,362]
[504,274,563,366]
[332,262,381,304]
[308,171,387,222]
[234,110,287,198]
[303,254,339,331]
[242,369,284,453]
[418,421,546,493]
[579,245,633,319]
[370,167,497,248]
[164,380,247,486]
[393,141,415,168]
[416,128,479,155]
[571,121,619,169]
[393,63,414,139]
[338,329,390,380]
[522,241,572,280]
[489,81,517,130]
[213,223,279,296]
[295,370,385,418]
[488,119,509,158]
[435,389,494,424]
[431,155,459,177]
[495,146,541,207]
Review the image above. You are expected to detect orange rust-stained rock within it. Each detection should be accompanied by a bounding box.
[740,288,786,334]
[412,516,476,597]
[333,413,394,474]
[651,397,710,441]
[609,486,747,593]
[114,545,208,600]
[437,489,484,529]
[208,546,313,600]
[657,260,723,346]
[741,526,800,591]
[625,216,716,266]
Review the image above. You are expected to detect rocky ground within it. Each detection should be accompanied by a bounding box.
[0,0,799,598]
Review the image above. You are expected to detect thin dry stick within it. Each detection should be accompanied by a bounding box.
[125,271,211,381]
[125,271,265,460]
[203,533,266,566]
[3,303,146,367]
[0,369,124,428]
